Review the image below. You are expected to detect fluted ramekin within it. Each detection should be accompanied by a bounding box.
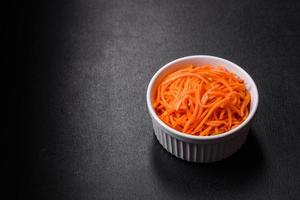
[147,55,259,163]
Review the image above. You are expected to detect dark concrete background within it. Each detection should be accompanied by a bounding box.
[16,0,300,199]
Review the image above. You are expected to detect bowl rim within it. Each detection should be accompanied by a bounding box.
[146,55,259,140]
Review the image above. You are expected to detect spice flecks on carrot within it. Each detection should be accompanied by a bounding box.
[153,65,250,136]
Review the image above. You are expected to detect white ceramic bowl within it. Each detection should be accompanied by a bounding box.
[147,55,259,163]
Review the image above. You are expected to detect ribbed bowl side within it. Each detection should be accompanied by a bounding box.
[152,119,249,163]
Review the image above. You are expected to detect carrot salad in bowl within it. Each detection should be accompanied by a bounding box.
[153,65,250,136]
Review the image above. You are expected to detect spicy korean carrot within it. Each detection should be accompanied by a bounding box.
[153,65,251,136]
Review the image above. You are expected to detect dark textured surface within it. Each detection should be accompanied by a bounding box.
[17,0,300,199]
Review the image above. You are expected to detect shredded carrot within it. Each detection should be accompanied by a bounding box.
[153,65,251,136]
